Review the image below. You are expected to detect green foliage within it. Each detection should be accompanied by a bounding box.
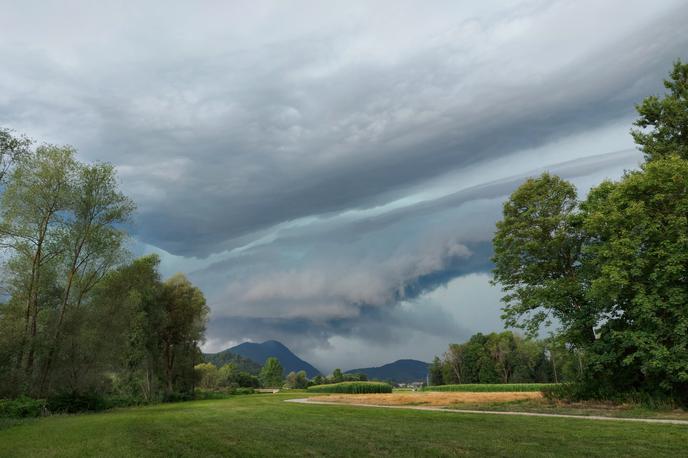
[0,127,31,184]
[331,368,343,382]
[259,357,284,388]
[195,363,220,389]
[429,357,444,385]
[632,60,688,161]
[492,173,592,344]
[422,383,557,392]
[285,370,308,389]
[492,62,688,404]
[581,155,688,403]
[203,351,261,375]
[307,382,393,393]
[45,392,109,414]
[0,396,46,418]
[439,332,564,385]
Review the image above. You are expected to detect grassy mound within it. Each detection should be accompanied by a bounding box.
[422,383,557,392]
[307,382,393,394]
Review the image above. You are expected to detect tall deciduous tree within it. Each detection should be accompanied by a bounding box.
[1,146,75,381]
[39,162,135,394]
[632,60,688,161]
[159,274,208,395]
[259,357,284,388]
[491,173,594,345]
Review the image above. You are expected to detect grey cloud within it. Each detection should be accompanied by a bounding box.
[1,2,685,257]
[1,1,683,367]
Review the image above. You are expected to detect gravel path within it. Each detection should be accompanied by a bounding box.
[285,398,688,425]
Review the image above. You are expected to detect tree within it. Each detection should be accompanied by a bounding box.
[159,274,208,395]
[632,60,688,161]
[428,356,444,386]
[492,173,595,346]
[89,254,163,401]
[259,357,284,388]
[285,370,308,389]
[332,368,343,383]
[38,162,134,394]
[195,363,220,389]
[1,146,76,385]
[581,156,688,401]
[0,127,31,185]
[492,63,688,402]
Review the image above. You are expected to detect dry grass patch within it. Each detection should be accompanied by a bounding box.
[316,391,543,407]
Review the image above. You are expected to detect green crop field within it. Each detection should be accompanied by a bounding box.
[423,383,557,392]
[307,381,393,393]
[0,393,686,457]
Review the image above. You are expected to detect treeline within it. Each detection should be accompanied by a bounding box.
[0,134,208,405]
[492,61,688,405]
[428,331,580,386]
[195,358,369,391]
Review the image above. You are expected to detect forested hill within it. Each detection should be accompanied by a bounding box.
[213,340,321,378]
[202,350,262,375]
[345,359,429,383]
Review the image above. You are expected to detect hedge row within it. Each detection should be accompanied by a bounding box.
[422,383,558,392]
[307,382,393,394]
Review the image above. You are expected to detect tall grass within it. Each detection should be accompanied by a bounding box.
[423,383,557,392]
[307,382,393,394]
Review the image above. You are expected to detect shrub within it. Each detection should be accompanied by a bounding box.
[232,387,255,395]
[0,396,46,418]
[423,383,557,392]
[307,382,392,394]
[46,392,109,414]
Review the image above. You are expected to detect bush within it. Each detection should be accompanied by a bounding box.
[162,392,194,403]
[307,382,392,394]
[423,383,557,392]
[0,396,46,418]
[233,387,255,395]
[46,392,109,414]
[542,382,682,409]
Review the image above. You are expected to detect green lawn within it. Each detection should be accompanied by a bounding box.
[0,393,686,457]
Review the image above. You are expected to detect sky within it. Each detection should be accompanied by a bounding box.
[1,0,687,373]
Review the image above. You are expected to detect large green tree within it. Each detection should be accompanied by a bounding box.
[159,274,208,395]
[492,61,688,402]
[632,60,688,161]
[259,357,284,388]
[491,173,594,346]
[581,156,688,399]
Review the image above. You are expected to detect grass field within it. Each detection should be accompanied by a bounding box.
[423,383,557,392]
[0,393,686,457]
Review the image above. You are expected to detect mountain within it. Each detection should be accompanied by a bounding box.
[203,350,262,375]
[345,359,429,383]
[225,340,321,378]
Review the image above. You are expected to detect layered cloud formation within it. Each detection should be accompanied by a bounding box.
[1,0,686,371]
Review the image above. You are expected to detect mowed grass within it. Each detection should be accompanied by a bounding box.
[423,383,557,392]
[0,393,686,457]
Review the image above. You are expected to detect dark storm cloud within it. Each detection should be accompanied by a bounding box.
[1,1,686,257]
[1,1,684,366]
[194,149,639,355]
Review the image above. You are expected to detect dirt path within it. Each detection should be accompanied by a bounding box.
[285,398,688,426]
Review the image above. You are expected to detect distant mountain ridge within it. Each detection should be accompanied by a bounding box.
[203,350,262,375]
[345,359,429,383]
[217,340,321,378]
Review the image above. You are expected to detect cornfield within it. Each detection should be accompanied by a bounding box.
[422,383,557,392]
[307,382,393,394]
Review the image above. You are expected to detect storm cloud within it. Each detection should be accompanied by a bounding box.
[1,0,685,370]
